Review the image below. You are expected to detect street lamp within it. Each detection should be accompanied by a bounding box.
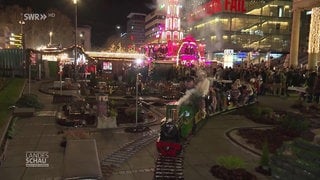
[19,20,29,93]
[134,58,144,129]
[135,73,141,127]
[19,20,25,35]
[49,31,53,46]
[79,32,84,47]
[124,58,148,133]
[73,0,78,80]
[116,25,121,37]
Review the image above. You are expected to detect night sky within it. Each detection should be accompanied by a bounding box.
[0,0,156,47]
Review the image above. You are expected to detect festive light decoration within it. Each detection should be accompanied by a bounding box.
[85,51,146,60]
[308,7,320,54]
[144,0,206,67]
[161,0,183,42]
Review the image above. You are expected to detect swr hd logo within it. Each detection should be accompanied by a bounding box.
[23,13,55,21]
[25,151,49,167]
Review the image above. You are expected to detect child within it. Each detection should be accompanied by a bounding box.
[230,83,241,107]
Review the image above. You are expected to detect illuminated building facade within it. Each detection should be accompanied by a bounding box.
[184,0,293,64]
[290,0,320,70]
[145,9,166,44]
[0,26,11,49]
[127,13,147,48]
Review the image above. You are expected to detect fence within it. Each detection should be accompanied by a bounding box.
[0,49,25,77]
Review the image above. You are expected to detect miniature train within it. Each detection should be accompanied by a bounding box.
[156,101,205,157]
[156,80,257,157]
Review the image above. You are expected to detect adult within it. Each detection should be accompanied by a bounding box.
[313,72,320,104]
[273,69,282,96]
[306,70,317,103]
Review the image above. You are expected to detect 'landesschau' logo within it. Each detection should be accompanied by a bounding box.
[26,151,49,167]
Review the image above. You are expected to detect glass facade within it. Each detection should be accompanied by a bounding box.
[145,10,166,44]
[127,13,147,47]
[184,0,292,56]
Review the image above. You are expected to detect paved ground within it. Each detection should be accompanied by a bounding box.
[0,80,304,180]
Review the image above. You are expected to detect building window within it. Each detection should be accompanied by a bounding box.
[278,7,283,17]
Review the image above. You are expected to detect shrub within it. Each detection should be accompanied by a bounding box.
[244,106,277,124]
[109,108,118,117]
[7,117,18,139]
[260,141,270,167]
[216,155,246,170]
[88,73,97,87]
[246,106,262,119]
[280,113,309,134]
[16,94,43,109]
[260,107,273,117]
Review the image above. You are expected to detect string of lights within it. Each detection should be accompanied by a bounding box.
[308,7,320,54]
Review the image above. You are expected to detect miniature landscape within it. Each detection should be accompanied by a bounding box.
[213,100,320,179]
[2,78,320,179]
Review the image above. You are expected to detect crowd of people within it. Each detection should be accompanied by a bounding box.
[209,64,320,105]
[138,63,320,117]
[180,63,320,116]
[82,60,320,116]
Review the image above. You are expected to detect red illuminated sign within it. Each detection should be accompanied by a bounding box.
[189,0,246,22]
[224,0,246,12]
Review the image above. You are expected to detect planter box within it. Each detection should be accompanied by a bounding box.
[13,108,35,117]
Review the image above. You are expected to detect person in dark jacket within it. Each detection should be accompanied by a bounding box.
[313,73,320,104]
[306,71,317,103]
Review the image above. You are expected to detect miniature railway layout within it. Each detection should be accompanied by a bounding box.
[100,103,165,178]
[100,101,256,179]
[100,129,159,178]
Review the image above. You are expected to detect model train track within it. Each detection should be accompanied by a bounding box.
[153,137,191,180]
[101,129,159,177]
[101,104,166,178]
[154,155,184,179]
[55,103,162,177]
[139,102,167,127]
